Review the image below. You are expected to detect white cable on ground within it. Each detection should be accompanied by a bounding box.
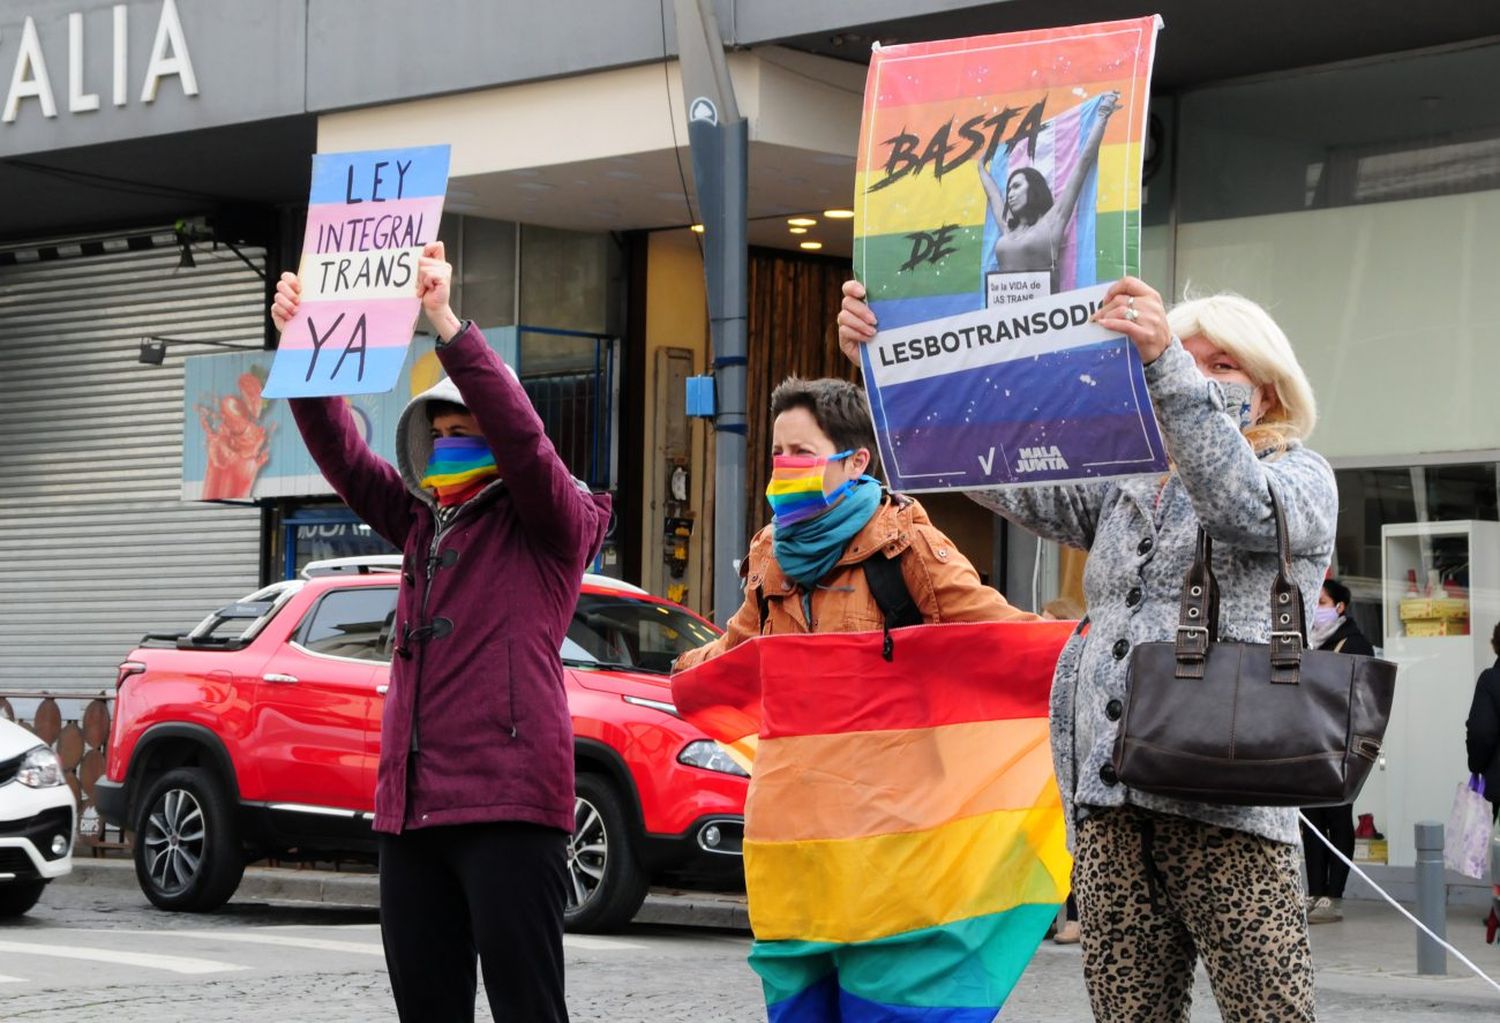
[1298,811,1500,995]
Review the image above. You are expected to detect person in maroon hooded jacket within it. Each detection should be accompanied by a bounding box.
[272,242,610,1023]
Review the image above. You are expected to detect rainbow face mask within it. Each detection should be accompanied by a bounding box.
[421,436,500,506]
[765,450,856,529]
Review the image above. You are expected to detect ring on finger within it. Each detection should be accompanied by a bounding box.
[1123,307,1140,322]
[1126,295,1137,309]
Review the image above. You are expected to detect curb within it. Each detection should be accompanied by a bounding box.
[64,858,750,931]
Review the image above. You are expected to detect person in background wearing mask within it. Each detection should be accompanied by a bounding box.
[272,244,611,1022]
[1301,578,1374,924]
[1466,622,1500,823]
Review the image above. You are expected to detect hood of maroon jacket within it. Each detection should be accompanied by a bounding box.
[292,326,610,835]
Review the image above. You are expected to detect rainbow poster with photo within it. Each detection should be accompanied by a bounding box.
[855,19,1169,491]
[671,620,1076,1020]
[263,145,451,398]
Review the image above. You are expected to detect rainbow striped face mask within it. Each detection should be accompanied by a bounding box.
[765,450,857,529]
[421,436,500,507]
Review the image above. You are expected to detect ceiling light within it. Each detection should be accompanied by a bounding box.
[787,216,817,227]
[799,241,823,251]
[788,227,808,235]
[823,209,855,219]
[691,224,705,233]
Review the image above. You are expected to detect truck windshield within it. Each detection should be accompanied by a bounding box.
[561,595,719,675]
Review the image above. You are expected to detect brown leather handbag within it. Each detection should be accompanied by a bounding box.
[1113,487,1397,807]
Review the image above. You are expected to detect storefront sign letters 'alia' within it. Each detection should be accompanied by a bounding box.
[1,0,196,125]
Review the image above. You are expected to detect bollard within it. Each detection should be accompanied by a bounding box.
[1414,820,1447,976]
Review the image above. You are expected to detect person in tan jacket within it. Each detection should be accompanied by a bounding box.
[677,377,1034,673]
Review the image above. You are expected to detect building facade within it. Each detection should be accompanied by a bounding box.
[4,0,1499,866]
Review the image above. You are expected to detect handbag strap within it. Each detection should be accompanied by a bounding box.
[1171,480,1307,683]
[1173,527,1219,678]
[1266,484,1307,683]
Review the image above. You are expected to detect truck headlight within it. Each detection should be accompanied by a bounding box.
[678,740,749,777]
[17,745,64,788]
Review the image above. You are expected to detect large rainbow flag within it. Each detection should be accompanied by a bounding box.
[671,620,1075,1020]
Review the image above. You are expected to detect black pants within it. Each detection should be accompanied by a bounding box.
[379,821,570,1023]
[1301,804,1355,898]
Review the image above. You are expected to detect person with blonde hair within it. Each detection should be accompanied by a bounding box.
[838,276,1335,1022]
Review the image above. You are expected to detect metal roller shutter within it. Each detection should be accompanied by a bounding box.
[0,229,267,692]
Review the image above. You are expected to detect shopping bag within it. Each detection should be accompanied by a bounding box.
[1444,775,1492,879]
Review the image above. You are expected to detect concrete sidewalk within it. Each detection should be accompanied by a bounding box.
[63,856,751,929]
[1303,899,1499,1011]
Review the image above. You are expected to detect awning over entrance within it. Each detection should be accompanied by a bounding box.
[315,48,864,256]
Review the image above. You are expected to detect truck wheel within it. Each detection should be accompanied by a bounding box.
[564,773,649,933]
[0,880,46,918]
[133,767,244,912]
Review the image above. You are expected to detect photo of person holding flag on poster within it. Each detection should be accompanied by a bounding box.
[978,89,1121,299]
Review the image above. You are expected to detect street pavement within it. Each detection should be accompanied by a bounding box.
[1,865,1497,1021]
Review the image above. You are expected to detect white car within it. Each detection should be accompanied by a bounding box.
[0,717,76,917]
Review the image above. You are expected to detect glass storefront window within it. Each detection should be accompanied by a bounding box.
[1171,44,1500,464]
[283,506,397,579]
[519,225,620,334]
[435,216,622,337]
[1178,42,1500,223]
[1330,461,1498,647]
[461,216,518,329]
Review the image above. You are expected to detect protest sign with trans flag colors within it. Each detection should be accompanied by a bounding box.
[671,620,1075,1020]
[855,19,1168,491]
[264,145,451,398]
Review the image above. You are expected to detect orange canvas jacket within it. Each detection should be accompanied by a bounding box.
[676,494,1036,671]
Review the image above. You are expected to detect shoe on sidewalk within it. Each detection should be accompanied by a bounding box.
[1307,896,1343,924]
[1053,920,1081,945]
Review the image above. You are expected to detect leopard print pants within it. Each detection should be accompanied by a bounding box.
[1072,806,1316,1022]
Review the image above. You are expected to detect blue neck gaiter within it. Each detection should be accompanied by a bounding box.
[773,478,882,594]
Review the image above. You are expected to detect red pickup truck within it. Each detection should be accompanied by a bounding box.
[96,558,746,932]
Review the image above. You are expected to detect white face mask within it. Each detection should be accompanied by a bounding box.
[1313,606,1340,630]
[1220,381,1256,431]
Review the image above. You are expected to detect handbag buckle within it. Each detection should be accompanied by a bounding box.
[1175,625,1210,660]
[1269,629,1304,681]
[1269,630,1304,661]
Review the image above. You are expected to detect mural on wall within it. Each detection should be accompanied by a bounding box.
[182,330,517,502]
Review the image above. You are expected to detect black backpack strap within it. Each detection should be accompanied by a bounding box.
[862,554,923,661]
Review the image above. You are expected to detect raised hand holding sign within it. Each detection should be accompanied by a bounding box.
[263,144,452,398]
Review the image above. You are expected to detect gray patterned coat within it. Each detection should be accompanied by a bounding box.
[971,338,1337,847]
